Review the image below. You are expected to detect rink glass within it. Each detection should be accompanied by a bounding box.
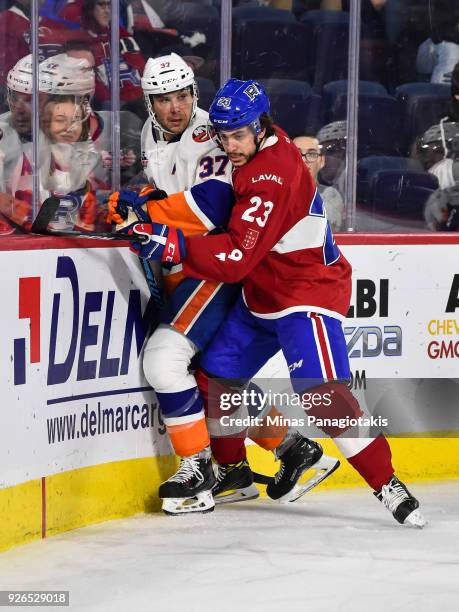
[0,0,454,237]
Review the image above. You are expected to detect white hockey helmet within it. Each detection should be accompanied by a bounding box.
[7,54,33,95]
[39,54,95,128]
[39,54,95,97]
[141,53,198,134]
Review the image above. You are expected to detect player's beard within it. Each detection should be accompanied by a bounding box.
[230,136,263,167]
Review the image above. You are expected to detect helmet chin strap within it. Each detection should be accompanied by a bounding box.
[152,113,178,140]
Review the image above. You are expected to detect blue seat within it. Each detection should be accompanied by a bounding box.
[329,93,402,156]
[322,80,388,117]
[370,170,439,216]
[169,2,221,60]
[300,9,351,25]
[233,5,297,23]
[233,19,309,81]
[357,156,424,203]
[301,11,350,91]
[259,79,323,137]
[196,77,216,112]
[395,83,451,153]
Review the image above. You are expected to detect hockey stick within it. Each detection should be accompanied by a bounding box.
[30,196,149,243]
[127,200,164,309]
[33,196,164,309]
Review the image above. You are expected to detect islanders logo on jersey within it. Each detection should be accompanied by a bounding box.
[192,125,211,143]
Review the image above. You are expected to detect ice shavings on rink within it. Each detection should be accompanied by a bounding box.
[0,481,458,612]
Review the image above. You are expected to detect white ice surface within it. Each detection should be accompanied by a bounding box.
[0,482,458,612]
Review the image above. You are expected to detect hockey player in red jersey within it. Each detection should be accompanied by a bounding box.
[108,58,339,515]
[129,78,426,528]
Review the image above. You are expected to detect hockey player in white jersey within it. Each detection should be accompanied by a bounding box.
[109,54,340,515]
[110,52,236,514]
[139,52,231,193]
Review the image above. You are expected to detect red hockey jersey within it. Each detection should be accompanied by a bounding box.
[182,131,352,320]
[0,5,30,83]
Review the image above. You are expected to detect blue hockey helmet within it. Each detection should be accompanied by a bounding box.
[209,78,270,135]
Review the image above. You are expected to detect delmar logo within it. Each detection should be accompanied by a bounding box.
[14,277,41,385]
[14,255,150,386]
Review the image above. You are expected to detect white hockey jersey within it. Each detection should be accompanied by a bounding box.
[140,107,232,193]
[0,112,34,198]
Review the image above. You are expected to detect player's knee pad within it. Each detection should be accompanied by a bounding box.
[302,382,363,437]
[143,324,198,393]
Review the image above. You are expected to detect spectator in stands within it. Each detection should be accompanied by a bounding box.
[39,54,99,185]
[42,0,146,112]
[419,67,459,230]
[416,1,459,85]
[316,120,347,199]
[293,134,344,230]
[416,71,459,187]
[418,122,459,185]
[0,0,30,89]
[127,1,214,83]
[39,53,100,230]
[420,118,459,231]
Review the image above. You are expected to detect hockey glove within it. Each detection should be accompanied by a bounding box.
[107,186,168,225]
[129,223,186,264]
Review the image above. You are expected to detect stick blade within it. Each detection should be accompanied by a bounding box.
[31,197,60,233]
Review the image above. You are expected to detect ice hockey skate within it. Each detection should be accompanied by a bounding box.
[159,447,216,515]
[374,476,427,528]
[213,459,260,504]
[266,432,340,503]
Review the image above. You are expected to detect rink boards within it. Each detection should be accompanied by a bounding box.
[1,234,459,551]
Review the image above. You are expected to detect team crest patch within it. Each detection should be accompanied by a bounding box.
[242,228,259,249]
[141,151,148,167]
[192,125,211,143]
[243,84,260,101]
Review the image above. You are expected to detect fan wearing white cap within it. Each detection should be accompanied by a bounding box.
[39,53,96,142]
[38,53,100,229]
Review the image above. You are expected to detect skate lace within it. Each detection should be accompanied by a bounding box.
[216,465,227,483]
[380,480,408,513]
[169,456,204,484]
[274,462,286,484]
